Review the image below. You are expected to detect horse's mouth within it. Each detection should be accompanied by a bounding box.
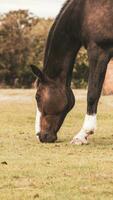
[37,133,57,143]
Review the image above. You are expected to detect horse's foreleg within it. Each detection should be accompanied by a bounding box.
[71,43,110,145]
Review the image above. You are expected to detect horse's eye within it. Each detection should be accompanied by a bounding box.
[35,94,40,101]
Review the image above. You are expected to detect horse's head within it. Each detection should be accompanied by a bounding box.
[31,65,75,143]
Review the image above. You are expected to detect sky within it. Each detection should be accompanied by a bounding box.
[0,0,65,18]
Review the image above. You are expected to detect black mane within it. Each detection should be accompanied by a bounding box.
[55,0,72,22]
[43,0,72,68]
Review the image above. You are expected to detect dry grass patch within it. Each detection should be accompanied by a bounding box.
[0,89,113,200]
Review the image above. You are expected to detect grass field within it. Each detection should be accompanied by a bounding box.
[0,89,113,200]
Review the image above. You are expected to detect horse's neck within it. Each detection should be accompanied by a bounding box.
[43,37,79,86]
[43,1,82,86]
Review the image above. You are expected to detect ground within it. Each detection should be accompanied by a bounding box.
[0,89,113,200]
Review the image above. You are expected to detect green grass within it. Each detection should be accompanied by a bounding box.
[0,89,113,200]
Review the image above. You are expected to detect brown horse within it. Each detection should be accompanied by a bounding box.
[31,0,113,144]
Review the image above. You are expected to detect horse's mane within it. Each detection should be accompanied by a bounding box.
[55,0,72,22]
[44,0,73,68]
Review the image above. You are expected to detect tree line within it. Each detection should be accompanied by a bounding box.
[0,10,89,88]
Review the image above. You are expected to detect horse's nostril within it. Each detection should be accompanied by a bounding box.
[44,133,48,139]
[38,133,47,143]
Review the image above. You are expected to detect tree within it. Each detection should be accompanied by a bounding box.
[0,10,39,87]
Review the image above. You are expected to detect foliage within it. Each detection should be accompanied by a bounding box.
[0,10,88,88]
[0,10,52,87]
[72,48,89,89]
[0,10,36,87]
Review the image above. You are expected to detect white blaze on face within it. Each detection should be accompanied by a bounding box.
[35,107,41,135]
[71,114,97,144]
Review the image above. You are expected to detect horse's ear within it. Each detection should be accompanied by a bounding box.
[30,65,44,81]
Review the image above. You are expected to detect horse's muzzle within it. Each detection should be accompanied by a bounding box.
[37,132,57,143]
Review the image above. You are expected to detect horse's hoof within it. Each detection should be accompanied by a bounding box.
[70,137,88,145]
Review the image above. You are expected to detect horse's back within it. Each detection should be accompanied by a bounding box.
[81,0,113,43]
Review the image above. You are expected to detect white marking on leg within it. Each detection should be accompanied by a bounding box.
[35,107,41,138]
[71,114,97,145]
[83,114,97,132]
